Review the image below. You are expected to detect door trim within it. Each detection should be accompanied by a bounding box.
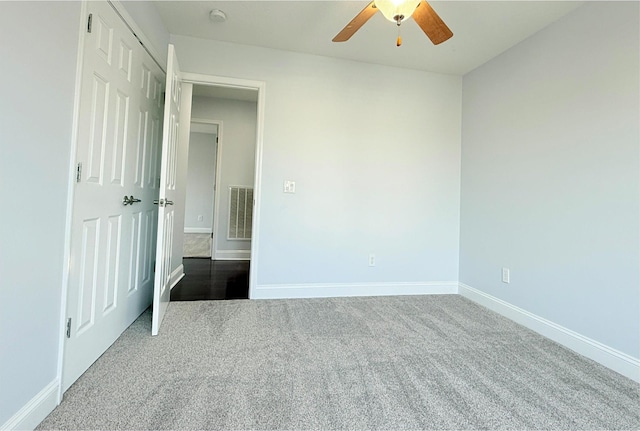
[181,72,265,299]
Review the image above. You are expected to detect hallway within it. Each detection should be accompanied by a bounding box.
[170,259,250,301]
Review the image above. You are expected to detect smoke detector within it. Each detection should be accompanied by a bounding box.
[209,9,227,23]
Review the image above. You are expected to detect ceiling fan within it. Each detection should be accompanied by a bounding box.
[333,0,453,47]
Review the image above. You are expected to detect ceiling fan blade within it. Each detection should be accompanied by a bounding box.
[412,0,453,45]
[332,1,378,42]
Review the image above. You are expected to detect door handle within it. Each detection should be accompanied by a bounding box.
[152,198,173,207]
[123,195,142,206]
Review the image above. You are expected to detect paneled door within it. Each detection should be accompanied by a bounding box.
[63,0,164,391]
[151,45,182,335]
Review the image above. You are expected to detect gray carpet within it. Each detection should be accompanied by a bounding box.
[39,295,639,430]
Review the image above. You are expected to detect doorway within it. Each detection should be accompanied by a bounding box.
[183,85,258,262]
[174,80,261,301]
[183,119,219,258]
[150,61,265,334]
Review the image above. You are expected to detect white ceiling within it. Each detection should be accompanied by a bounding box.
[154,1,584,76]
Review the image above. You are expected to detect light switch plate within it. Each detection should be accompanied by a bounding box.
[284,180,296,193]
[502,267,510,284]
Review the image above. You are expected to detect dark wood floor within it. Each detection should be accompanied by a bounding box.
[170,258,249,301]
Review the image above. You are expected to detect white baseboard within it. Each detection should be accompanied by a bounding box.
[1,379,59,431]
[252,281,458,300]
[169,264,184,290]
[184,228,212,234]
[214,250,250,260]
[459,283,640,383]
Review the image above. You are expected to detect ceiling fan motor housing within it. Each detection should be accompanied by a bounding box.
[375,0,421,23]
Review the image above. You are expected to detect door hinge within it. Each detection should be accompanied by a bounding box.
[216,136,219,144]
[76,162,82,182]
[87,13,93,33]
[211,233,214,239]
[66,318,72,338]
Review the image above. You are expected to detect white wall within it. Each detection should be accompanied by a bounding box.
[172,36,462,296]
[191,96,257,257]
[0,1,81,427]
[460,2,639,359]
[185,131,217,231]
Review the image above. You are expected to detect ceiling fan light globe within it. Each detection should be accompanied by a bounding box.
[374,0,421,23]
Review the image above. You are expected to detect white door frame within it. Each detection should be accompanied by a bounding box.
[182,73,265,299]
[188,117,222,259]
[210,121,221,260]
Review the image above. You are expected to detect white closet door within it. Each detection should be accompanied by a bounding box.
[63,0,164,391]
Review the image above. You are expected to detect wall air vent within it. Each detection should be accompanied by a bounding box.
[228,186,253,240]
